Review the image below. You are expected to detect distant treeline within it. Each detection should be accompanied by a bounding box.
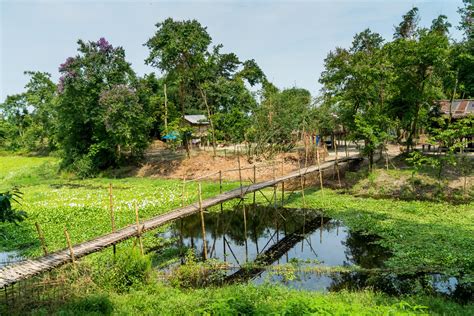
[1,2,473,174]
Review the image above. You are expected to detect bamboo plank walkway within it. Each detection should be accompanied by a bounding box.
[0,156,360,288]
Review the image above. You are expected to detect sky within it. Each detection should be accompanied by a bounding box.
[0,0,464,102]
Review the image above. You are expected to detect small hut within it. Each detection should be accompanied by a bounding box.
[183,115,210,147]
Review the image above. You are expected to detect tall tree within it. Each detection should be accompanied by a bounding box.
[145,18,212,117]
[394,7,420,40]
[388,28,450,149]
[0,71,56,151]
[56,38,152,175]
[320,29,394,168]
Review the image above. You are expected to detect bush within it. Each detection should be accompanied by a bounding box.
[0,188,27,224]
[60,293,114,315]
[100,248,152,293]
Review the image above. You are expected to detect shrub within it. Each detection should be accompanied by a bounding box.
[0,188,27,224]
[100,248,152,293]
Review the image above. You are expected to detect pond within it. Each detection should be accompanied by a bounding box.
[158,205,470,301]
[0,250,24,268]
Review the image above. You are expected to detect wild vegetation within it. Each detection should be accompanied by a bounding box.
[1,1,473,315]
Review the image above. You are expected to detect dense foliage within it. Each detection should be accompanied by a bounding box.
[319,4,474,167]
[55,38,153,175]
[1,3,473,170]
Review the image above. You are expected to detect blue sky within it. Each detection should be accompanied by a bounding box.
[0,0,464,102]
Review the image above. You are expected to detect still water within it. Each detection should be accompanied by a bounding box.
[158,205,471,301]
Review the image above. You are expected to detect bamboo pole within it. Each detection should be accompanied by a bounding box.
[297,153,306,208]
[182,176,186,207]
[334,136,341,188]
[219,170,223,212]
[273,163,277,208]
[281,182,285,207]
[199,87,217,158]
[238,150,243,198]
[243,203,248,262]
[253,165,256,204]
[344,137,349,157]
[164,83,168,133]
[63,227,75,265]
[180,219,184,262]
[198,183,208,260]
[35,222,48,256]
[316,147,324,194]
[108,183,116,255]
[135,204,144,255]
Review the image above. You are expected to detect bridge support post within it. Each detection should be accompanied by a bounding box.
[63,227,76,266]
[253,165,256,205]
[334,136,341,188]
[135,204,144,255]
[198,183,208,260]
[281,182,285,207]
[219,170,223,211]
[243,203,248,262]
[35,222,48,256]
[316,147,324,195]
[238,151,243,198]
[109,184,116,256]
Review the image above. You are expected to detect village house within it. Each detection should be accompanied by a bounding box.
[183,114,210,148]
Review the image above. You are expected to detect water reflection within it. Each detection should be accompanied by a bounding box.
[159,205,472,301]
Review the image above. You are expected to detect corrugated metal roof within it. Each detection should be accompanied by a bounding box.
[438,99,474,118]
[183,115,209,125]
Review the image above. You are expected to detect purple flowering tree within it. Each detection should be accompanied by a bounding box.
[56,38,152,175]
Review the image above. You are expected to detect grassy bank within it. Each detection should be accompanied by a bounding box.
[40,283,473,315]
[1,155,473,314]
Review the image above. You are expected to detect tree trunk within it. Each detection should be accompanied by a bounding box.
[199,87,217,158]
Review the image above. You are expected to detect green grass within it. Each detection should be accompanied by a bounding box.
[1,155,473,315]
[24,281,473,315]
[284,189,474,279]
[0,155,60,190]
[0,155,240,256]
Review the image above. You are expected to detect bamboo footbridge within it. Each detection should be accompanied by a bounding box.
[0,156,361,288]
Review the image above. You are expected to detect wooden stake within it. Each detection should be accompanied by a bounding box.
[237,150,243,198]
[182,176,186,207]
[35,222,48,256]
[219,170,223,212]
[272,163,277,207]
[297,153,306,208]
[108,183,116,255]
[334,136,341,188]
[164,83,168,133]
[243,203,248,262]
[63,227,75,265]
[198,183,208,260]
[253,165,256,204]
[180,219,184,263]
[135,204,144,255]
[316,147,324,194]
[344,137,349,157]
[281,182,285,207]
